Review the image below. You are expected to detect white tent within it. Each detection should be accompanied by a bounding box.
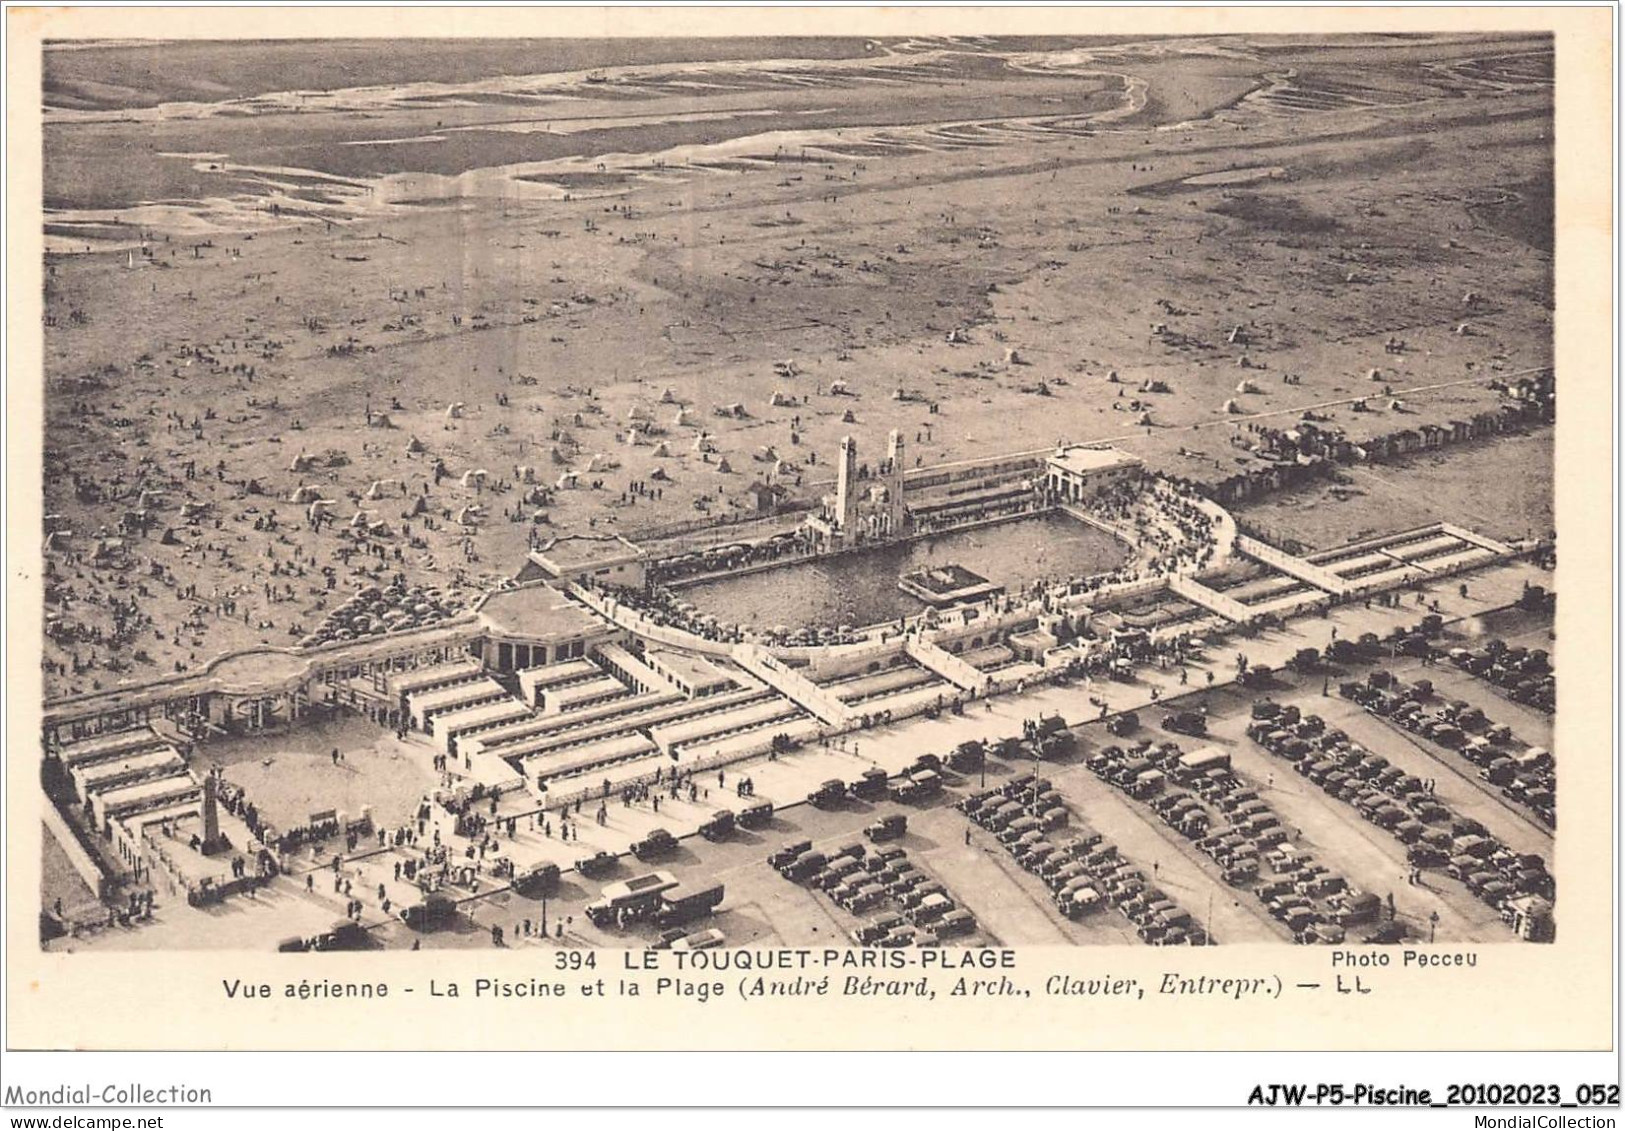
[651,441,671,458]
[659,387,679,404]
[673,407,695,427]
[288,485,321,504]
[445,402,466,419]
[1222,399,1242,414]
[556,472,579,489]
[1235,379,1259,394]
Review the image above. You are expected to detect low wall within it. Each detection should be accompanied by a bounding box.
[43,794,114,902]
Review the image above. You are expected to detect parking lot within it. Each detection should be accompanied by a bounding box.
[351,569,1556,954]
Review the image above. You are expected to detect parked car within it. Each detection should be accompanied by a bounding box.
[865,814,908,842]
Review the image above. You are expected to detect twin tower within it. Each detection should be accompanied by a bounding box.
[834,429,907,540]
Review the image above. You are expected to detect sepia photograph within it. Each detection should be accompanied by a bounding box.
[3,4,1615,1077]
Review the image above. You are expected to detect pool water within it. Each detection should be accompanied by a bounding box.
[676,511,1127,631]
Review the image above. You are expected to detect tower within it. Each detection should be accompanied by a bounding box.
[200,770,222,854]
[836,436,859,533]
[886,429,906,536]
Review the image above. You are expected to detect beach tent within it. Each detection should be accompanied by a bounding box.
[405,436,427,455]
[446,403,466,419]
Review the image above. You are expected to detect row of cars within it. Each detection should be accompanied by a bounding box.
[806,755,947,810]
[1087,736,1378,944]
[1249,699,1556,925]
[1446,637,1555,714]
[1339,669,1555,828]
[768,831,976,946]
[959,773,1209,944]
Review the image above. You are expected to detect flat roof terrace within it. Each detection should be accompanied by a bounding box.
[478,583,608,641]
